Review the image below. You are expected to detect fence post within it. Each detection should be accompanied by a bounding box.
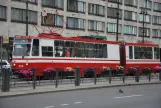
[109,68,112,84]
[159,71,161,81]
[55,68,59,88]
[1,68,10,92]
[6,68,10,92]
[122,67,125,83]
[1,68,6,92]
[148,69,151,82]
[94,67,97,85]
[135,67,139,82]
[33,68,36,89]
[75,67,80,86]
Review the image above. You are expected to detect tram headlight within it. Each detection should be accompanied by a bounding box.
[26,63,28,66]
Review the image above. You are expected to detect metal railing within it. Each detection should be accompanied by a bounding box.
[0,67,161,92]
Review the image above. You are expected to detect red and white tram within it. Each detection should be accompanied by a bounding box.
[11,33,160,76]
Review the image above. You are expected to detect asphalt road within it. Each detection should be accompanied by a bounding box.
[0,84,161,108]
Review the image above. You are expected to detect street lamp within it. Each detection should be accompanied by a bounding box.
[18,0,28,36]
[116,0,120,42]
[26,0,29,36]
[141,0,148,44]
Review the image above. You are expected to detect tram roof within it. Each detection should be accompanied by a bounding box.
[15,33,159,47]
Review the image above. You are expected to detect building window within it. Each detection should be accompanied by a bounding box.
[0,6,6,21]
[67,0,86,13]
[124,11,137,21]
[153,2,161,12]
[88,4,105,16]
[41,13,63,27]
[140,0,151,9]
[88,20,105,32]
[11,8,37,24]
[152,29,159,38]
[108,0,122,4]
[124,0,138,7]
[12,0,38,4]
[107,23,121,33]
[139,27,150,37]
[124,25,137,35]
[153,15,161,25]
[67,17,85,30]
[139,14,151,23]
[107,7,122,19]
[42,0,64,9]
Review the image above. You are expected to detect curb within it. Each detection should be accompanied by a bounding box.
[0,81,161,98]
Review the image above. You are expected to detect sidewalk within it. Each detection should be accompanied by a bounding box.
[0,79,161,98]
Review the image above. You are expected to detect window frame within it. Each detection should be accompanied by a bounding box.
[41,13,63,28]
[67,0,86,13]
[41,0,64,10]
[66,17,85,30]
[41,46,53,57]
[0,5,7,21]
[11,7,37,24]
[88,3,105,17]
[107,7,122,19]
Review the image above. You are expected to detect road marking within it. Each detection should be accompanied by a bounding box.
[74,102,83,104]
[44,106,55,108]
[60,104,69,106]
[104,92,108,94]
[128,90,133,93]
[114,95,143,99]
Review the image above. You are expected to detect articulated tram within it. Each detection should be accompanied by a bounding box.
[11,33,160,76]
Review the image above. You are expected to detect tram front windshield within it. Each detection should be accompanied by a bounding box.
[13,39,31,57]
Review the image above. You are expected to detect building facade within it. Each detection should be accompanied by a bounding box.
[0,0,161,59]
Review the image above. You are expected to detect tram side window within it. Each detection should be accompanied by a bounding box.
[103,44,107,58]
[75,42,81,57]
[32,39,39,56]
[146,47,152,59]
[54,40,107,58]
[64,41,75,57]
[134,46,140,59]
[88,43,95,58]
[54,40,65,57]
[140,47,147,59]
[84,43,89,57]
[129,46,133,59]
[95,44,99,58]
[154,47,160,59]
[42,46,53,57]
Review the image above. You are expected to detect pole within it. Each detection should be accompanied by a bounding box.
[0,36,2,76]
[55,68,59,88]
[26,0,29,36]
[142,0,148,43]
[94,67,97,85]
[116,0,119,42]
[142,10,145,44]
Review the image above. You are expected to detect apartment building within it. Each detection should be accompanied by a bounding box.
[0,0,161,59]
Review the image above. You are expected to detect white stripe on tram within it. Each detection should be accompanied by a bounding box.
[13,60,160,64]
[14,60,120,64]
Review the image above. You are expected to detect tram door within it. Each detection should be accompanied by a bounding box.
[119,43,126,67]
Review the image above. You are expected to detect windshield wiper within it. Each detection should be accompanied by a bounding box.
[22,50,29,58]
